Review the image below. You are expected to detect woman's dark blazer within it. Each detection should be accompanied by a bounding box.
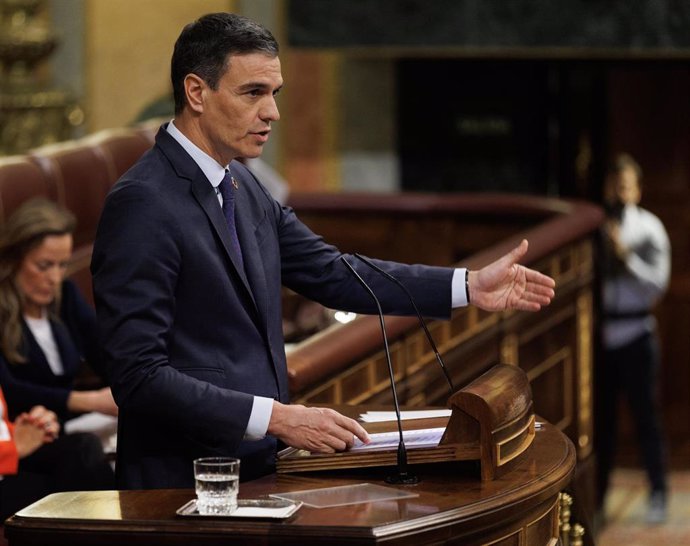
[0,280,104,421]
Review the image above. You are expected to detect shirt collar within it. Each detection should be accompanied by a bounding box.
[166,120,227,188]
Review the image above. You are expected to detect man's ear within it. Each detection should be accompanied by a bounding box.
[184,74,206,114]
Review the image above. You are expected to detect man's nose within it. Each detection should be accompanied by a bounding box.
[261,96,280,122]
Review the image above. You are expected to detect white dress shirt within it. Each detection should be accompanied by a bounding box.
[602,203,670,349]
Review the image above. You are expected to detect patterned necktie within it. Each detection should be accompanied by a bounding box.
[218,169,244,271]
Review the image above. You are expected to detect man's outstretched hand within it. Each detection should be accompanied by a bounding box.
[468,239,555,312]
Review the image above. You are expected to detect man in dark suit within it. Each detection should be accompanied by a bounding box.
[91,13,556,489]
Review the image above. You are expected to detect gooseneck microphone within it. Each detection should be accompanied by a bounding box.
[353,253,454,395]
[340,256,419,485]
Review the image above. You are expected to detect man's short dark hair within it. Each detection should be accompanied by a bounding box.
[171,13,279,114]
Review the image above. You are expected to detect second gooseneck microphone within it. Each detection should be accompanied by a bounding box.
[353,253,454,395]
[340,256,419,485]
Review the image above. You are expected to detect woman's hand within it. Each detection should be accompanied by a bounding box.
[67,387,119,416]
[26,405,60,440]
[13,406,59,458]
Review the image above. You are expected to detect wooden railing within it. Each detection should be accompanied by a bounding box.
[285,192,603,543]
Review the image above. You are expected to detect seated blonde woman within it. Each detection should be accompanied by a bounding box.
[0,199,117,422]
[0,199,115,518]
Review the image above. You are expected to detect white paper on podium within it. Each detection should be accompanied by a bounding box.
[350,427,446,452]
[358,409,451,423]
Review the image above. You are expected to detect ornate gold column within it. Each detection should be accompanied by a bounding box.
[0,0,82,155]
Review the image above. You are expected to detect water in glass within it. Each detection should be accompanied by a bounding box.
[194,457,240,515]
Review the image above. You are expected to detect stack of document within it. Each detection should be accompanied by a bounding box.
[353,411,451,452]
[351,427,446,451]
[358,409,451,422]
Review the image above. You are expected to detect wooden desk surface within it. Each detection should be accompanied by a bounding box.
[4,422,574,546]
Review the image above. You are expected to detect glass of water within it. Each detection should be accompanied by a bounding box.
[193,457,240,515]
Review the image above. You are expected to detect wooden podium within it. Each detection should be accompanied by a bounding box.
[4,364,577,546]
[277,364,535,481]
[4,421,575,546]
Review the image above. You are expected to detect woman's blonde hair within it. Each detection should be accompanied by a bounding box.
[0,199,75,364]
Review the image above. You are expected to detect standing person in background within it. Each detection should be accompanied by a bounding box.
[92,12,556,490]
[598,153,671,524]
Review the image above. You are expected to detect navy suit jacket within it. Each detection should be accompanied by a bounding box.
[0,280,104,422]
[91,125,454,489]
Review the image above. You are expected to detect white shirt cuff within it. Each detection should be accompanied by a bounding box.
[244,395,274,440]
[451,268,469,308]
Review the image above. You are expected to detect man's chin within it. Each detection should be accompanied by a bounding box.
[241,148,264,160]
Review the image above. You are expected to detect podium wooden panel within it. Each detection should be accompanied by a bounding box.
[4,422,575,546]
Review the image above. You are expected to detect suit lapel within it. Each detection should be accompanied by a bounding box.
[190,177,259,313]
[20,322,52,374]
[20,320,76,377]
[234,196,270,335]
[156,126,266,330]
[51,320,79,376]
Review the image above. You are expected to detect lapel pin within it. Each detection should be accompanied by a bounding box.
[231,176,239,189]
